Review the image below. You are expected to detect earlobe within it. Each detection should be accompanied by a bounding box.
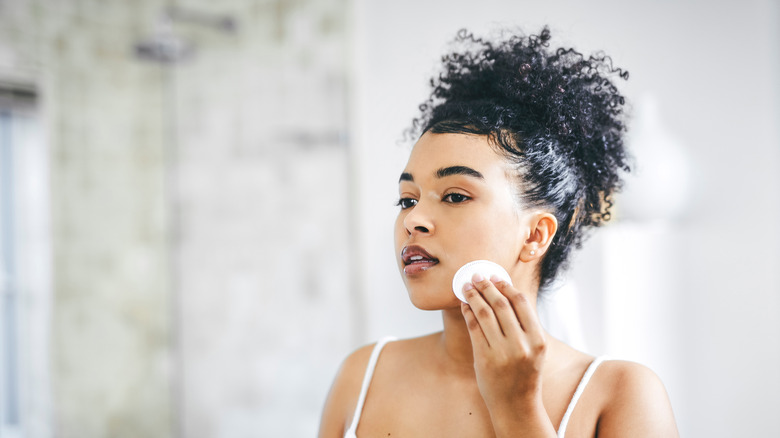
[520,213,558,262]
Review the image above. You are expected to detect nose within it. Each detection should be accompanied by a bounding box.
[403,201,434,235]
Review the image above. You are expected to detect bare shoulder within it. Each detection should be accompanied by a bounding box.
[318,334,439,438]
[593,360,679,437]
[339,342,378,386]
[317,342,377,438]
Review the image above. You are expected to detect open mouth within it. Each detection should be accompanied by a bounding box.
[401,245,439,274]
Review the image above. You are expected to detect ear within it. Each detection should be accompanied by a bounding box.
[519,212,558,263]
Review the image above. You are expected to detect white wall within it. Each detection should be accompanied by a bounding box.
[351,0,780,436]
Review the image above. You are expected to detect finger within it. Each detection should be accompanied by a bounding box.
[473,274,524,341]
[460,301,491,352]
[462,276,504,346]
[493,278,544,344]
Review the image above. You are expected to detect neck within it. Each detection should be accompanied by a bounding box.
[439,307,476,368]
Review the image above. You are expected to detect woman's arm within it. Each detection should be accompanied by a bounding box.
[461,275,557,438]
[318,344,374,438]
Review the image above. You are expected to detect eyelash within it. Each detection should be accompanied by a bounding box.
[395,193,471,210]
[443,193,470,204]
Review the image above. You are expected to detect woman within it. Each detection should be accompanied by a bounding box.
[319,27,679,437]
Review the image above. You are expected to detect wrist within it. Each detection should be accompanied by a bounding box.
[489,394,555,438]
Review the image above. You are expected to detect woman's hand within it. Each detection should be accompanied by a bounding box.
[461,274,556,437]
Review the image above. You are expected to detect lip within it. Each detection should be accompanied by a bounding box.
[401,245,439,275]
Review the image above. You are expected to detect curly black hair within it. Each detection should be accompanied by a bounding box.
[410,27,631,292]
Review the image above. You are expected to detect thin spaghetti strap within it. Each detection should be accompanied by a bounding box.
[557,356,608,438]
[344,336,397,438]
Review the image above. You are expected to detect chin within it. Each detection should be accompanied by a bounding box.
[400,266,460,310]
[407,288,461,311]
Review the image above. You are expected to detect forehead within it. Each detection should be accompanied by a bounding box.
[403,132,511,179]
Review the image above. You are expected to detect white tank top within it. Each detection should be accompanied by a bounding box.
[344,336,607,438]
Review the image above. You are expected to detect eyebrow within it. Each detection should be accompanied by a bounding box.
[399,172,414,183]
[436,165,484,179]
[398,165,485,183]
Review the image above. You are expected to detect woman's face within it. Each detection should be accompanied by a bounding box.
[394,132,533,310]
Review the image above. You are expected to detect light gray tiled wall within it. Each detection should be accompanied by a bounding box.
[0,0,352,436]
[171,4,353,436]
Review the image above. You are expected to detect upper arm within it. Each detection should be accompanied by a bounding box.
[318,344,375,438]
[596,361,679,438]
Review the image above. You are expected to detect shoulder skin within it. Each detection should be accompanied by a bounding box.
[594,360,679,437]
[318,343,376,438]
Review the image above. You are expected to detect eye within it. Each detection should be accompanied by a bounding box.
[443,193,471,204]
[396,197,418,209]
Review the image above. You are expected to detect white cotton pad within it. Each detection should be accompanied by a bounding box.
[452,260,513,303]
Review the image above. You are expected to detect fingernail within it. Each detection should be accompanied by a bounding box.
[490,275,502,284]
[463,282,474,292]
[472,273,484,283]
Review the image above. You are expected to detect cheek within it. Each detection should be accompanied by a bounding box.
[457,210,522,259]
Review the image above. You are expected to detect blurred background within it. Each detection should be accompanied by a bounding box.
[0,0,778,437]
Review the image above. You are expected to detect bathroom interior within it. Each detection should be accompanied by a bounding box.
[1,1,778,437]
